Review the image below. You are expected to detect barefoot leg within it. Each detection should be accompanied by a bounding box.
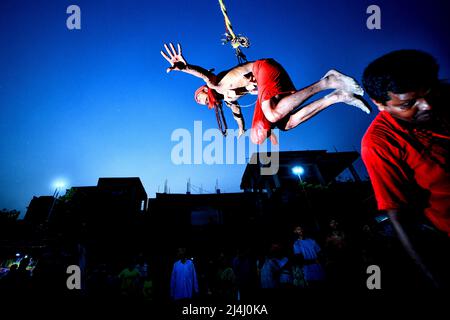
[283,90,370,130]
[262,70,365,123]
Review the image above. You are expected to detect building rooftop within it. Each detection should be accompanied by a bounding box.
[240,150,360,191]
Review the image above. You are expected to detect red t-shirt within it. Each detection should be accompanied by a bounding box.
[361,111,450,236]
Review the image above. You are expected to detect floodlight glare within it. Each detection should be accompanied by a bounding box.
[52,179,67,190]
[292,166,305,175]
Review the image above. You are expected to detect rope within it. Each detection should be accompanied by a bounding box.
[214,0,253,133]
[225,100,256,109]
[237,100,257,108]
[218,0,250,64]
[215,102,228,136]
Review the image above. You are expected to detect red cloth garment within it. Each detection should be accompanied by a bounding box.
[361,111,450,236]
[251,59,296,142]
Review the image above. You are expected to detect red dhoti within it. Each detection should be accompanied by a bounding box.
[251,59,296,144]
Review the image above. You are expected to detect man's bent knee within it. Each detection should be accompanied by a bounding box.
[261,99,282,123]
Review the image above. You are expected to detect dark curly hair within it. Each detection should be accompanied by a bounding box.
[362,50,439,104]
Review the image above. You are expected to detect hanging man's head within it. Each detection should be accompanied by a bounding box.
[194,85,220,109]
[362,50,440,124]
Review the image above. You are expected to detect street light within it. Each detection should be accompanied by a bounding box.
[292,165,306,189]
[292,166,305,176]
[48,179,67,220]
[52,180,67,196]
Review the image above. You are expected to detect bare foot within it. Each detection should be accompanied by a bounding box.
[322,69,364,96]
[327,89,371,114]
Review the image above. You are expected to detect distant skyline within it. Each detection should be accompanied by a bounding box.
[1,0,449,217]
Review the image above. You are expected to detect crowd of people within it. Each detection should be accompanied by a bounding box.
[0,217,400,301]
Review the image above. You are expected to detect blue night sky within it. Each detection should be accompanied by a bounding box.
[0,0,449,217]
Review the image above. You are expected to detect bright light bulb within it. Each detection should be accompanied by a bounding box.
[52,179,67,190]
[292,166,305,175]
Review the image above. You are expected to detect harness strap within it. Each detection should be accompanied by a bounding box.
[215,102,228,136]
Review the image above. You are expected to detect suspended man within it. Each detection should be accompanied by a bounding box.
[161,43,370,144]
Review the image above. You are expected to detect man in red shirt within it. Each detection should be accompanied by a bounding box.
[361,50,450,287]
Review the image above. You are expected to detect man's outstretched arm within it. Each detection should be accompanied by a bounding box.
[161,43,220,90]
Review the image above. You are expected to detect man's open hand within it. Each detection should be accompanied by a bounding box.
[160,43,187,73]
